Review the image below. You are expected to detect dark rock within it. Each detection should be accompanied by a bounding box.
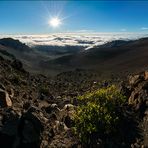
[17,111,44,148]
[49,113,57,121]
[38,93,45,100]
[0,109,19,148]
[0,114,3,126]
[120,81,132,98]
[45,104,60,114]
[0,133,15,148]
[63,115,73,128]
[23,102,31,110]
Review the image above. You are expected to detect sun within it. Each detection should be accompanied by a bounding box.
[49,17,61,28]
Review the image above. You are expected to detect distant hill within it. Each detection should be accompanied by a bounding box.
[85,39,133,50]
[0,38,31,52]
[0,38,41,73]
[41,37,148,77]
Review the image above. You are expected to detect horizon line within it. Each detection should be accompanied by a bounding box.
[0,31,148,36]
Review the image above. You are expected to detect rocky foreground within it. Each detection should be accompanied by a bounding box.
[0,55,148,148]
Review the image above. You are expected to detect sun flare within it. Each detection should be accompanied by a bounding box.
[49,17,61,28]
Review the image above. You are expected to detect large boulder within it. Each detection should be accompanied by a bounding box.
[0,89,12,107]
[0,109,20,148]
[128,74,144,87]
[17,110,44,148]
[127,72,148,118]
[63,115,74,128]
[61,104,75,128]
[44,103,60,114]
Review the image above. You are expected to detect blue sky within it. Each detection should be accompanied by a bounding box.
[0,1,148,34]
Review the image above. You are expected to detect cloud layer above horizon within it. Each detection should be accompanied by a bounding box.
[1,33,148,50]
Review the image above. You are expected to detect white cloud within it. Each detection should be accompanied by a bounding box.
[141,27,148,30]
[0,33,148,50]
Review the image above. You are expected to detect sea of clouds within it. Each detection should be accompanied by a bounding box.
[1,33,148,50]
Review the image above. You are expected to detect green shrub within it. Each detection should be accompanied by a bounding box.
[73,85,126,145]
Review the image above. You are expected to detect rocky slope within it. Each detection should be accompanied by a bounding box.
[0,41,148,147]
[125,71,148,147]
[0,55,101,148]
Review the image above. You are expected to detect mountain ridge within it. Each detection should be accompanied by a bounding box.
[0,37,148,77]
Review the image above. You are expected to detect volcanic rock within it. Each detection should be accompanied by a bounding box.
[0,89,12,107]
[144,71,148,80]
[128,74,144,87]
[17,110,44,147]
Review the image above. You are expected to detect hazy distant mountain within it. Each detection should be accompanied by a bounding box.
[86,39,133,50]
[34,44,82,55]
[41,37,148,77]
